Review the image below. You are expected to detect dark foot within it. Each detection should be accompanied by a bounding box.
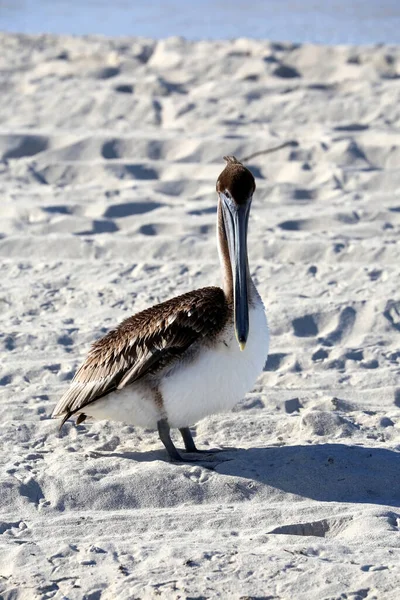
[171,452,217,463]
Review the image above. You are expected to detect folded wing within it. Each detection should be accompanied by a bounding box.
[52,287,228,424]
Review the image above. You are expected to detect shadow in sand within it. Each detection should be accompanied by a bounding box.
[215,443,400,506]
[99,443,400,506]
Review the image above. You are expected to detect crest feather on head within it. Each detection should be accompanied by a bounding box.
[223,155,242,165]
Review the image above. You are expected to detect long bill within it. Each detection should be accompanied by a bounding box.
[221,198,251,350]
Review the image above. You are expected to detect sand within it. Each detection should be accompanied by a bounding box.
[0,32,400,599]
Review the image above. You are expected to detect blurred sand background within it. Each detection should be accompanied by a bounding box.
[0,16,400,600]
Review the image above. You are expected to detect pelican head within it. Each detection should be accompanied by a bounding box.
[216,156,256,351]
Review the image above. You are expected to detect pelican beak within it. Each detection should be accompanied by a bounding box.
[221,195,251,350]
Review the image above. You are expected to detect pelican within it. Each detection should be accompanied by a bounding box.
[52,156,269,461]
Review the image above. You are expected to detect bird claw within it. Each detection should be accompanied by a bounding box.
[170,449,236,468]
[171,451,217,463]
[185,447,225,454]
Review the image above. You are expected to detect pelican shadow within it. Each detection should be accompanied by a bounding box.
[214,443,400,506]
[98,442,400,506]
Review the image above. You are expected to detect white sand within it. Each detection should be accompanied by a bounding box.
[0,32,400,599]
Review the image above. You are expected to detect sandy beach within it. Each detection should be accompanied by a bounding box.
[0,32,400,599]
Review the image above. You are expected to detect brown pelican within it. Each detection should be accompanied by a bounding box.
[52,156,269,461]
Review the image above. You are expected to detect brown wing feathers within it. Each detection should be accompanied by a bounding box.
[53,287,228,422]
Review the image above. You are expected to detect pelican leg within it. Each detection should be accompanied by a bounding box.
[158,419,215,463]
[179,427,226,455]
[157,418,182,461]
[179,427,198,452]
